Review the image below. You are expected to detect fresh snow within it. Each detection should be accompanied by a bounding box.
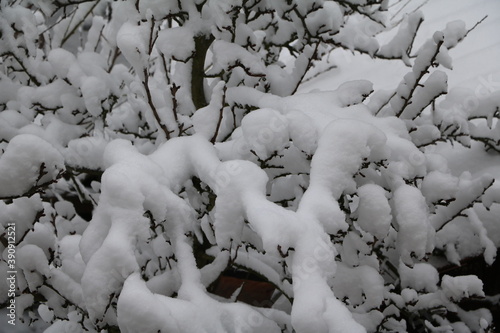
[0,134,64,198]
[1,0,500,332]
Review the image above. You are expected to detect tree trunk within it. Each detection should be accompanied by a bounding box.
[191,35,214,110]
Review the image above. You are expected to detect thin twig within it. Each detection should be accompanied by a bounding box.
[302,64,337,84]
[143,70,171,139]
[396,39,444,118]
[291,42,320,95]
[211,85,227,143]
[61,1,99,47]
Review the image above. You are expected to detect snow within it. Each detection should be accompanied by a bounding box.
[57,235,85,283]
[442,20,468,49]
[399,262,439,293]
[118,273,282,333]
[392,184,434,264]
[0,195,44,250]
[2,0,500,332]
[84,16,106,52]
[43,320,82,333]
[0,134,64,198]
[213,161,268,249]
[18,80,73,114]
[243,187,297,255]
[48,269,84,310]
[304,119,386,199]
[332,262,385,311]
[304,2,342,36]
[285,110,318,155]
[431,173,494,231]
[441,275,485,301]
[156,27,195,62]
[421,171,459,204]
[291,272,366,333]
[355,184,392,239]
[399,70,448,120]
[192,81,228,140]
[79,140,171,322]
[64,135,108,170]
[467,208,497,265]
[48,48,77,79]
[299,1,500,94]
[116,21,150,77]
[17,244,50,291]
[335,80,374,107]
[241,108,289,159]
[378,11,424,65]
[331,17,380,56]
[81,210,147,322]
[21,222,56,265]
[38,304,54,324]
[80,76,109,117]
[210,40,266,77]
[91,126,370,332]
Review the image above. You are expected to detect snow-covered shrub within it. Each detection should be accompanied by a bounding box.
[0,0,499,332]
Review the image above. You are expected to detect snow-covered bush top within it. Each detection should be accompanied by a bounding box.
[0,0,499,332]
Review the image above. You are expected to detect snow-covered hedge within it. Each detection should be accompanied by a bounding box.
[0,0,499,332]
